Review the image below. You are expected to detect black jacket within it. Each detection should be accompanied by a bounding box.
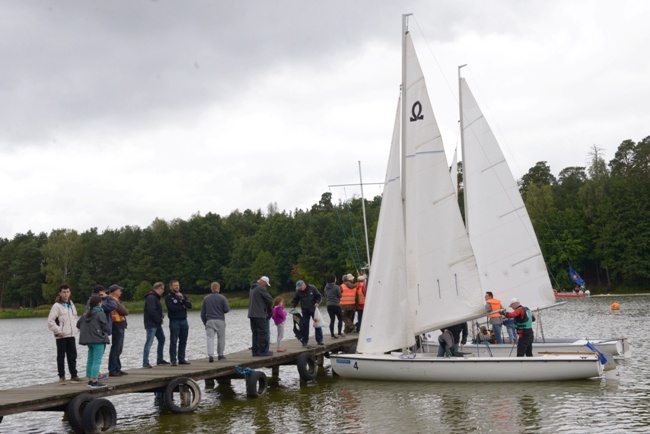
[165,291,192,321]
[143,291,164,329]
[291,284,323,315]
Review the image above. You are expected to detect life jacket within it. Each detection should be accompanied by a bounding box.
[356,282,366,309]
[514,306,533,330]
[340,283,357,306]
[486,298,502,319]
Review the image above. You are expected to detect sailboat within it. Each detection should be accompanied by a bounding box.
[330,15,608,382]
[424,77,628,358]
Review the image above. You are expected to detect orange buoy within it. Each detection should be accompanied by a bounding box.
[611,302,620,311]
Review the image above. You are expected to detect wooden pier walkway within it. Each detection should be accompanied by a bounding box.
[0,334,357,432]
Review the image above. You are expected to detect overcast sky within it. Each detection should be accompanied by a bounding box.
[1,1,648,239]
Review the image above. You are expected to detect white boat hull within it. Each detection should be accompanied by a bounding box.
[331,352,605,382]
[423,337,630,359]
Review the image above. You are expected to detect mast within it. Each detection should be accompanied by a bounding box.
[358,160,371,270]
[401,14,411,203]
[458,64,468,234]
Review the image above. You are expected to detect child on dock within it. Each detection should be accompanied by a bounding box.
[271,296,287,352]
[77,295,111,388]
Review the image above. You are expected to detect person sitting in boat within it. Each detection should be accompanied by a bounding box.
[501,298,535,357]
[437,329,461,357]
[476,325,495,344]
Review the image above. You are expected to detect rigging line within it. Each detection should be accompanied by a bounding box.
[343,187,363,272]
[330,188,357,272]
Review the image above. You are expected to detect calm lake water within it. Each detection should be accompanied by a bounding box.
[1,295,649,433]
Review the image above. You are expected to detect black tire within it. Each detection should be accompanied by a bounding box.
[297,353,317,382]
[163,377,201,413]
[81,398,116,434]
[245,370,268,398]
[66,393,95,434]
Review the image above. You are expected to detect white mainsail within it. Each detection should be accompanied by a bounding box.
[402,34,484,334]
[460,77,556,311]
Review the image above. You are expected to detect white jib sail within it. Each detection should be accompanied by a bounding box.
[403,33,484,335]
[356,98,413,354]
[460,77,556,311]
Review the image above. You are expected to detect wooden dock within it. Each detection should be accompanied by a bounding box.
[0,335,357,432]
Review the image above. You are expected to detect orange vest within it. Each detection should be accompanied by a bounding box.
[486,298,502,319]
[356,282,366,309]
[340,284,357,306]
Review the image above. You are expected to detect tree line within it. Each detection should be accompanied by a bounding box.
[1,135,648,308]
[0,194,380,308]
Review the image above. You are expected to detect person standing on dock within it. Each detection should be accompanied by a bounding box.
[248,276,273,357]
[291,280,324,347]
[340,274,358,334]
[324,274,343,339]
[166,279,192,366]
[143,282,169,368]
[47,284,82,384]
[107,284,129,377]
[201,281,230,362]
[78,295,110,388]
[355,274,367,332]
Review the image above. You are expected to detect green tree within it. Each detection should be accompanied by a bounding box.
[41,229,83,302]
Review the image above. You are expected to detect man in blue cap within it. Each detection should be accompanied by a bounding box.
[291,280,324,347]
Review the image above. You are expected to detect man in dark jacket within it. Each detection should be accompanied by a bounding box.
[291,280,324,347]
[165,279,192,366]
[107,284,129,377]
[142,282,169,368]
[248,276,273,357]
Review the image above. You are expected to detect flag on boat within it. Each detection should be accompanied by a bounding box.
[569,266,585,286]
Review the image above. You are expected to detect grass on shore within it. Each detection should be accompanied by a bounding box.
[0,291,297,320]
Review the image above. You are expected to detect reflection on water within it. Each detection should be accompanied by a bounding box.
[1,296,650,433]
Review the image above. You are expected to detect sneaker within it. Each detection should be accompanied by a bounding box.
[277,348,287,352]
[258,351,273,357]
[218,355,226,361]
[171,362,178,366]
[302,343,308,347]
[87,381,107,389]
[339,333,345,337]
[179,360,191,365]
[118,371,128,375]
[97,373,108,381]
[331,335,338,339]
[157,360,170,365]
[59,377,66,384]
[109,371,123,377]
[143,363,152,369]
[209,356,214,363]
[317,342,325,346]
[70,376,84,383]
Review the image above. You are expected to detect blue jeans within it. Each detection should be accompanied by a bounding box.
[300,310,323,345]
[169,319,189,363]
[492,323,503,344]
[143,326,165,365]
[108,326,125,373]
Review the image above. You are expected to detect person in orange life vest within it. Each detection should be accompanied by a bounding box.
[501,298,535,357]
[107,284,129,377]
[484,291,504,344]
[355,274,367,332]
[340,274,358,334]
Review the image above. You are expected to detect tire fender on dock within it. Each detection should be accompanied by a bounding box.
[296,353,317,381]
[163,377,201,413]
[81,398,117,434]
[66,393,95,434]
[246,370,268,398]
